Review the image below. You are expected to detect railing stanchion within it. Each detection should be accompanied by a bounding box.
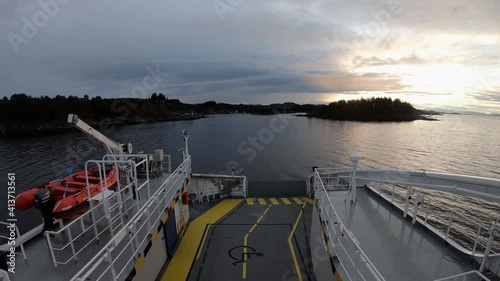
[67,226,78,263]
[45,232,58,268]
[472,225,481,256]
[105,247,118,281]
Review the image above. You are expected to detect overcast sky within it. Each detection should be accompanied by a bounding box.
[1,0,499,113]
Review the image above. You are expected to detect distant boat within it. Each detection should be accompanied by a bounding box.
[15,165,118,221]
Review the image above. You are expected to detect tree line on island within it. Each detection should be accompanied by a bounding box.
[0,93,436,136]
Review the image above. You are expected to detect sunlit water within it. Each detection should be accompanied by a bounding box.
[0,114,499,249]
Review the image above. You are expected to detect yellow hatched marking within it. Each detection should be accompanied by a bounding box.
[269,198,279,205]
[257,198,267,205]
[292,197,303,205]
[152,230,159,243]
[246,198,254,205]
[135,253,145,272]
[281,198,292,205]
[306,198,314,204]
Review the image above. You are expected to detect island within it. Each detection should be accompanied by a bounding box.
[0,94,436,137]
[306,97,438,122]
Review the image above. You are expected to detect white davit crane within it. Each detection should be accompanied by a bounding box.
[67,114,132,155]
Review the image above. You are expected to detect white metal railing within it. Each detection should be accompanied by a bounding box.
[0,221,26,260]
[434,270,491,281]
[70,156,191,281]
[45,157,149,267]
[364,181,495,258]
[313,170,386,281]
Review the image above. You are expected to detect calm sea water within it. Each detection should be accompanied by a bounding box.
[1,114,499,239]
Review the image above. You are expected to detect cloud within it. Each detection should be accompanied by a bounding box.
[352,52,426,68]
[0,0,499,112]
[306,72,408,92]
[469,90,500,103]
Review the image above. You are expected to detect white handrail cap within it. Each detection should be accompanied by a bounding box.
[350,154,362,162]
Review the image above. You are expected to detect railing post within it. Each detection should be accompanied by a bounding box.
[424,201,430,225]
[472,225,482,256]
[45,232,58,268]
[391,185,395,204]
[127,224,136,259]
[349,154,361,202]
[67,226,78,263]
[412,193,424,224]
[480,222,500,272]
[403,186,414,218]
[105,247,118,281]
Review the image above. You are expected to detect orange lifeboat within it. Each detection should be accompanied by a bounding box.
[15,165,118,220]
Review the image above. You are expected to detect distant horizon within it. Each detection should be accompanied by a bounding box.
[3,92,500,116]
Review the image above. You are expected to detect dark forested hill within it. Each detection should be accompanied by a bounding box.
[0,94,434,136]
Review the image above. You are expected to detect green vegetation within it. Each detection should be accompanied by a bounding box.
[310,97,433,122]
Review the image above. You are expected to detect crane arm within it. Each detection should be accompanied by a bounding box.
[67,114,125,155]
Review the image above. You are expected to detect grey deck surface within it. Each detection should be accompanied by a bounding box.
[329,188,478,281]
[9,172,172,281]
[187,199,316,281]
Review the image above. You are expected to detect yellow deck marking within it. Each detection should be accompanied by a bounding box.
[292,197,303,205]
[135,253,145,272]
[152,230,159,243]
[306,197,314,204]
[269,198,279,205]
[162,199,242,281]
[246,198,254,205]
[257,198,267,205]
[242,234,249,278]
[196,225,212,260]
[281,198,292,205]
[249,224,257,234]
[287,202,306,281]
[242,204,272,279]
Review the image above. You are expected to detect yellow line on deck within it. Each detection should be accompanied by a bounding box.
[269,198,279,205]
[306,197,314,204]
[246,198,254,205]
[292,197,303,205]
[196,225,211,260]
[242,204,272,279]
[281,198,292,205]
[162,199,242,281]
[249,224,257,234]
[257,198,267,205]
[287,202,306,281]
[242,234,249,279]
